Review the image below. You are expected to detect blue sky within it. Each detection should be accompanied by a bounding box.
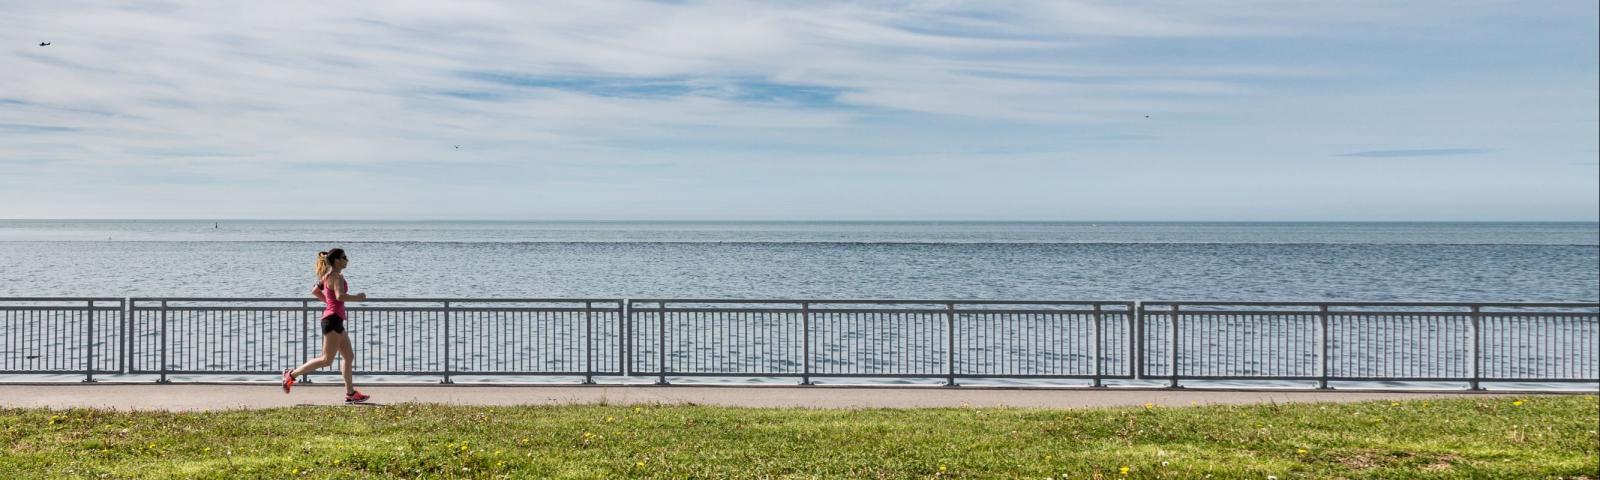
[1,1,1595,220]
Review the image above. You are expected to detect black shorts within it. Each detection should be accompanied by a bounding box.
[320,314,346,335]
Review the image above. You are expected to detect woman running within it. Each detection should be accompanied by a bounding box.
[283,248,371,403]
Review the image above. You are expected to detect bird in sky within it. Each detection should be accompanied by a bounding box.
[453,145,461,150]
[38,42,50,46]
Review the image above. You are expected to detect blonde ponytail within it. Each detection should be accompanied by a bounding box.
[315,251,331,280]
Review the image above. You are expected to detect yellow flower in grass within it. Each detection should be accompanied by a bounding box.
[1512,400,1524,406]
[1390,402,1399,407]
[939,464,947,472]
[1296,448,1307,455]
[1120,466,1130,475]
[1143,403,1154,409]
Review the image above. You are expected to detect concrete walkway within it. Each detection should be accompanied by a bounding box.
[0,383,1558,411]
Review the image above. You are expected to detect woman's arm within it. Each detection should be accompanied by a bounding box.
[328,275,368,302]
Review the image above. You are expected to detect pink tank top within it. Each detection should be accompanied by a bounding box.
[320,275,348,318]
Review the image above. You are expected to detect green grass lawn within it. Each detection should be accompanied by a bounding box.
[2,395,1595,479]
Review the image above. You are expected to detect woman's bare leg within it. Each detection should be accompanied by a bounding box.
[338,332,356,393]
[289,332,340,377]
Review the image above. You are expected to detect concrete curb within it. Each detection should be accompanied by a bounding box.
[4,384,1580,412]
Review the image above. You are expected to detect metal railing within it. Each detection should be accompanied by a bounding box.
[121,298,623,383]
[1138,302,1600,389]
[0,298,124,381]
[2,297,1595,389]
[627,300,1135,386]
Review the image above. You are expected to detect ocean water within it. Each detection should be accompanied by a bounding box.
[0,221,1596,301]
[2,221,1596,388]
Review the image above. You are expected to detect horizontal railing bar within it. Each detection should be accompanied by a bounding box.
[1337,312,1599,318]
[120,371,628,377]
[0,298,125,302]
[1473,378,1600,382]
[1149,310,1600,318]
[425,307,622,313]
[1171,375,1377,381]
[33,373,1591,382]
[1160,375,1584,382]
[127,297,623,303]
[5,297,1588,306]
[437,371,629,376]
[1144,311,1322,317]
[1466,315,1600,320]
[1320,376,1577,382]
[131,307,316,312]
[631,299,1132,305]
[646,307,1132,315]
[131,307,622,313]
[639,373,1140,379]
[912,309,1129,315]
[1145,301,1599,308]
[0,370,121,374]
[645,308,804,314]
[0,306,124,311]
[643,372,941,378]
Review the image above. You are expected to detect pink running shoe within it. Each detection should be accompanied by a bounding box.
[344,390,370,404]
[281,369,295,394]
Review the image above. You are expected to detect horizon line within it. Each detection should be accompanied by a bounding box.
[2,218,1598,224]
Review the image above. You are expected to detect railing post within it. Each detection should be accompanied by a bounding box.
[83,300,96,382]
[801,302,812,386]
[621,300,630,377]
[584,301,595,385]
[1133,302,1143,380]
[442,301,453,384]
[300,300,311,383]
[1091,303,1104,388]
[1318,304,1331,390]
[120,297,130,375]
[944,303,958,387]
[1469,305,1482,391]
[1168,303,1181,389]
[657,302,668,385]
[158,300,169,383]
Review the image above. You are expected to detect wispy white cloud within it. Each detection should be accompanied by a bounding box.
[0,0,1594,219]
[1338,148,1492,158]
